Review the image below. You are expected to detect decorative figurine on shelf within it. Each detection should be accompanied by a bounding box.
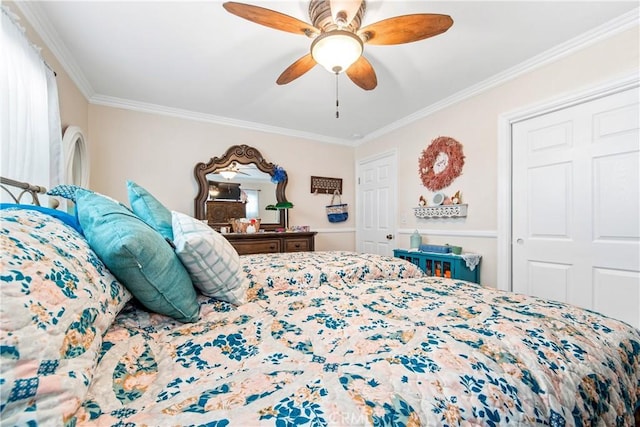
[418,195,427,207]
[451,190,462,205]
[246,218,258,233]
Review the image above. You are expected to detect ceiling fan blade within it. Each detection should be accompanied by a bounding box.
[276,54,317,85]
[223,2,319,37]
[346,56,377,90]
[359,14,453,45]
[330,0,363,28]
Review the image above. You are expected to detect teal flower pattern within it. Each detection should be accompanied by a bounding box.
[76,273,640,426]
[61,308,98,358]
[1,208,130,426]
[2,209,639,426]
[112,342,158,404]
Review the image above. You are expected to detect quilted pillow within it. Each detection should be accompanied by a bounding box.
[0,208,131,425]
[76,189,200,323]
[46,183,86,202]
[127,181,173,240]
[172,211,249,305]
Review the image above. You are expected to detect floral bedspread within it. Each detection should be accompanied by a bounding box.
[241,250,424,301]
[78,276,640,426]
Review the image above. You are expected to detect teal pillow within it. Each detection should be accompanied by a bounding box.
[76,189,199,323]
[127,181,173,240]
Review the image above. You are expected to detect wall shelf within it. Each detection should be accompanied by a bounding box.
[414,204,468,218]
[310,176,342,195]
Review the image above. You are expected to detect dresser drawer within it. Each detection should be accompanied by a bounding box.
[233,239,281,255]
[224,231,316,255]
[285,238,310,252]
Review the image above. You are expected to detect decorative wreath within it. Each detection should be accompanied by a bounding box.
[418,136,465,191]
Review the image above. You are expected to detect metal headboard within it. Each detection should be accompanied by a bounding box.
[1,177,48,206]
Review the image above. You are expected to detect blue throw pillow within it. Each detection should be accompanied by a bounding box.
[127,181,173,240]
[76,189,199,323]
[0,203,83,234]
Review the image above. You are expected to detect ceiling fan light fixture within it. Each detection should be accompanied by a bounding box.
[311,30,363,73]
[209,187,220,198]
[220,170,237,180]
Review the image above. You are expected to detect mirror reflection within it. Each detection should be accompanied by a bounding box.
[193,144,289,231]
[206,163,279,224]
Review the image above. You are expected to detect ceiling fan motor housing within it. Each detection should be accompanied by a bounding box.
[309,0,366,33]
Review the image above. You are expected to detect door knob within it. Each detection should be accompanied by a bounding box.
[386,234,393,240]
[516,238,524,245]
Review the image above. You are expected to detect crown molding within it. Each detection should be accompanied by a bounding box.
[358,7,640,145]
[90,95,356,146]
[16,1,638,146]
[13,1,95,100]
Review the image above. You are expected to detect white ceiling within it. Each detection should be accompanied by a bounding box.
[15,1,639,145]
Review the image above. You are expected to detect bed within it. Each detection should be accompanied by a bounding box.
[1,179,639,426]
[241,250,423,298]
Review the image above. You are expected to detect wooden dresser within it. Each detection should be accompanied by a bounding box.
[224,231,317,255]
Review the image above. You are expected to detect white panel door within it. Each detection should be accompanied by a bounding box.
[512,87,640,327]
[357,152,397,256]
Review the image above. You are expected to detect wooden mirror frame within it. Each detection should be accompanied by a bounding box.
[194,144,288,231]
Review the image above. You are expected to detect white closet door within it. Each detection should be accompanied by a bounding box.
[357,151,397,256]
[512,87,639,327]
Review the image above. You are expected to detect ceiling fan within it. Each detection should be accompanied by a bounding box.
[216,162,249,180]
[223,0,453,90]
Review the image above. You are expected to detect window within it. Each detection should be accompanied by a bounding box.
[243,188,260,218]
[1,6,62,204]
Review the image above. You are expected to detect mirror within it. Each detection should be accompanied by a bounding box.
[194,145,288,231]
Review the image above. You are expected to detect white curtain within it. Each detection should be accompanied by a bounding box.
[1,6,63,203]
[244,189,260,218]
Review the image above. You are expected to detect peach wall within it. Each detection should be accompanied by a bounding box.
[87,105,356,250]
[356,26,639,287]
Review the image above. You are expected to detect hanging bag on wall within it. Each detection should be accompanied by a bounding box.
[326,190,348,223]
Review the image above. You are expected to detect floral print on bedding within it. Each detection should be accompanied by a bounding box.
[241,250,424,301]
[79,276,639,426]
[0,208,131,425]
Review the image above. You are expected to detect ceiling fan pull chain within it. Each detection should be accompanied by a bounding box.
[335,72,340,119]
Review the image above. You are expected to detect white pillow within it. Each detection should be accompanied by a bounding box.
[171,211,248,305]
